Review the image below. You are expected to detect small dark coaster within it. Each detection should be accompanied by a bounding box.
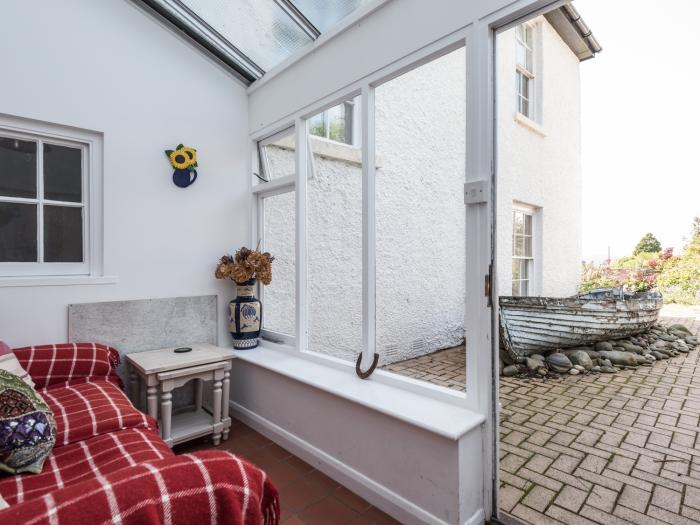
[174,347,192,353]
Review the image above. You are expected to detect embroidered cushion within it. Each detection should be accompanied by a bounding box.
[0,369,56,474]
[0,341,34,388]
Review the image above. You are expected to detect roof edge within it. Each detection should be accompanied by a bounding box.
[545,3,602,62]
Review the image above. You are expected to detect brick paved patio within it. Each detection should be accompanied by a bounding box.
[381,307,700,524]
[499,312,700,524]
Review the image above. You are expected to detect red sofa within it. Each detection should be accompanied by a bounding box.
[0,343,279,525]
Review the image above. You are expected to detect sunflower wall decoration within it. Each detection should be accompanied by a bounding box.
[165,144,198,188]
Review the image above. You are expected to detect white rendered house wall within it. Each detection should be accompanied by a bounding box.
[496,19,583,298]
[0,0,250,347]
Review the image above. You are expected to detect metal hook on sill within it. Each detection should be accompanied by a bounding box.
[355,352,379,379]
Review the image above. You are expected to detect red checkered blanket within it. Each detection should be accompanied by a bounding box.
[0,451,280,525]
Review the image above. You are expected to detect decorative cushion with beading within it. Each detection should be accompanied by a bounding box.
[0,369,56,474]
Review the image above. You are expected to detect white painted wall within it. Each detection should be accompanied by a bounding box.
[0,0,249,347]
[496,19,583,298]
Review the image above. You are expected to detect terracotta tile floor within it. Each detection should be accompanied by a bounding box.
[173,418,401,525]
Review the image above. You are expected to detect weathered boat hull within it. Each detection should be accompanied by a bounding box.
[499,290,663,358]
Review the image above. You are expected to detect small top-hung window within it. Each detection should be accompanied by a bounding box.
[308,100,356,145]
[515,24,535,119]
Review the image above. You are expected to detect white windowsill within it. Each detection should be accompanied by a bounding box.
[514,112,546,137]
[228,343,485,440]
[0,275,118,288]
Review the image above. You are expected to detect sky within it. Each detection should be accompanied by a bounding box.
[575,0,700,261]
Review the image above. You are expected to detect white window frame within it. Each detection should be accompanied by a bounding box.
[0,113,109,286]
[515,23,536,120]
[249,36,476,405]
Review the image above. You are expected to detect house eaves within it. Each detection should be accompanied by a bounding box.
[545,3,602,61]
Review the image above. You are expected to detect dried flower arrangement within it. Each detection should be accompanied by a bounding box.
[215,246,274,285]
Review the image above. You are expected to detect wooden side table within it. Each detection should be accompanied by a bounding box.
[126,344,234,447]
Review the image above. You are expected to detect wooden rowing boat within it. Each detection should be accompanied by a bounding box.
[499,288,663,360]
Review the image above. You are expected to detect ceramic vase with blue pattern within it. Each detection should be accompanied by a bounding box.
[229,278,262,349]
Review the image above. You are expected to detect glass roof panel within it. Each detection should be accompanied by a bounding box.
[180,0,314,71]
[290,0,375,33]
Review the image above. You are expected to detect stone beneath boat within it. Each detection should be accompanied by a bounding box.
[530,354,545,361]
[651,350,667,360]
[619,342,645,354]
[686,336,698,346]
[600,365,617,373]
[668,324,693,336]
[546,353,573,373]
[591,365,601,373]
[573,365,586,373]
[503,365,519,377]
[526,357,546,372]
[595,341,614,352]
[597,350,639,368]
[658,334,677,342]
[569,368,580,375]
[651,340,669,349]
[566,350,593,371]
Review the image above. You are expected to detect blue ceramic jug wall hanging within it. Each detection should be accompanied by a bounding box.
[165,144,198,188]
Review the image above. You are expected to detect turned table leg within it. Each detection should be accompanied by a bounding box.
[147,384,159,420]
[222,369,230,440]
[212,378,222,446]
[160,382,173,445]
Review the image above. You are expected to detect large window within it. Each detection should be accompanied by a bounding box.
[253,43,469,393]
[512,208,534,296]
[515,24,535,119]
[0,130,89,276]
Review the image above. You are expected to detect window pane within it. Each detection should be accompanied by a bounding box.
[375,47,466,368]
[308,112,327,139]
[0,137,37,199]
[512,259,521,281]
[306,116,362,360]
[44,144,82,202]
[43,205,83,262]
[524,236,532,257]
[261,191,295,336]
[514,235,525,256]
[513,211,524,235]
[259,129,295,181]
[0,202,37,262]
[179,0,313,71]
[524,214,533,235]
[326,103,348,143]
[520,259,529,280]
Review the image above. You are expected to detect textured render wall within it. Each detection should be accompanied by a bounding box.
[0,0,249,347]
[496,20,583,298]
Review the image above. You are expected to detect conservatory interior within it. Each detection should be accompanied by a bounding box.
[0,0,601,524]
